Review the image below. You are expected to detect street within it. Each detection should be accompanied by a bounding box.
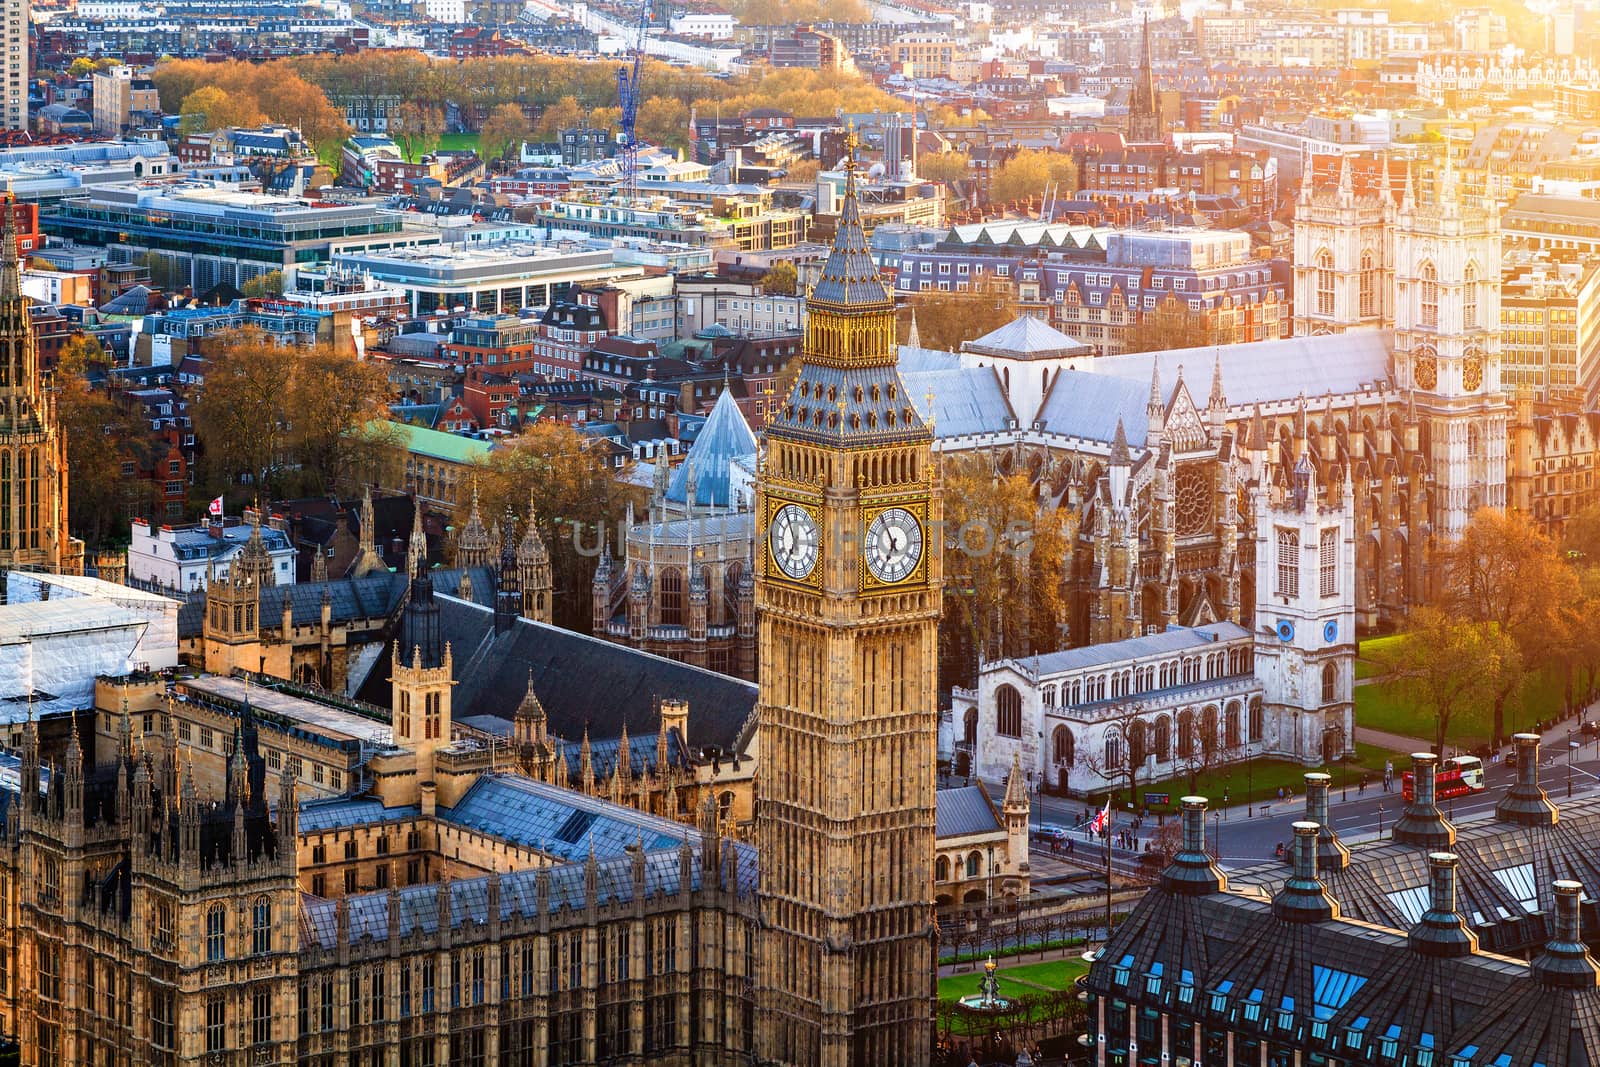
[1005,727,1600,871]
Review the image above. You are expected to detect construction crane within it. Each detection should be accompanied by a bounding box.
[615,0,652,206]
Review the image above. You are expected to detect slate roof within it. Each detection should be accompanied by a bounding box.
[1090,329,1396,408]
[1025,622,1249,677]
[961,315,1091,360]
[1035,368,1156,444]
[1096,785,1600,1065]
[300,838,759,948]
[666,387,757,509]
[766,361,930,446]
[935,784,1003,838]
[355,593,759,754]
[903,366,1016,438]
[175,566,497,639]
[442,773,688,862]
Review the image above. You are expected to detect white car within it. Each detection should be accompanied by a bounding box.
[1034,823,1069,842]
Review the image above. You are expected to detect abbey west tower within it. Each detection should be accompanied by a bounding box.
[755,134,943,1067]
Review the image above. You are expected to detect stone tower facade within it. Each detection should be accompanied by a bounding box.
[1292,155,1394,336]
[1251,454,1357,764]
[1393,158,1508,541]
[755,133,943,1067]
[0,200,79,575]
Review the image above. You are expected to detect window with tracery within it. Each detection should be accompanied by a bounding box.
[1276,527,1299,598]
[1174,466,1215,536]
[1419,262,1439,328]
[1359,250,1376,319]
[1463,263,1478,329]
[1314,250,1334,317]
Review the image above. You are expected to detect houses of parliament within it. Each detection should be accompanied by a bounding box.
[0,145,943,1067]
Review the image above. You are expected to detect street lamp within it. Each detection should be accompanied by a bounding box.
[1212,810,1221,865]
[1247,758,1254,818]
[1376,802,1384,837]
[1569,733,1578,798]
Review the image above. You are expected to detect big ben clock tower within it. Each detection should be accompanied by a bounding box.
[755,133,942,1067]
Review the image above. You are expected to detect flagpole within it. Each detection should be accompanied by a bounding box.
[1104,802,1112,945]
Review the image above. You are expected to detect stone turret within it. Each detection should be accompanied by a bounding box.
[517,489,552,625]
[456,480,492,569]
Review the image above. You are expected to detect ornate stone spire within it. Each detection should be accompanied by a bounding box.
[351,486,387,577]
[1003,752,1027,812]
[456,479,491,569]
[905,308,920,348]
[406,496,428,578]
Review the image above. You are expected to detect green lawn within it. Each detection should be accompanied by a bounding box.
[1355,633,1407,680]
[937,959,1089,1004]
[1090,742,1403,813]
[1354,642,1570,749]
[436,132,481,153]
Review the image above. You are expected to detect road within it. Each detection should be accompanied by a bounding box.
[1000,727,1600,872]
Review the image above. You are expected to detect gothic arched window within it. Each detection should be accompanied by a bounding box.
[1154,717,1171,762]
[1322,663,1338,704]
[1463,262,1479,329]
[206,904,227,963]
[1419,261,1439,328]
[659,567,683,628]
[252,897,272,956]
[996,685,1023,738]
[966,851,982,878]
[1314,249,1335,317]
[1053,725,1075,767]
[1359,249,1376,319]
[1249,698,1264,743]
[936,856,950,881]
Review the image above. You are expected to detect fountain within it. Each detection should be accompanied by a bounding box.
[957,955,1016,1014]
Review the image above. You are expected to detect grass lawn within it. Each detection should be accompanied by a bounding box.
[436,132,481,153]
[1086,742,1404,813]
[937,959,1089,1004]
[1354,632,1407,680]
[1354,647,1569,749]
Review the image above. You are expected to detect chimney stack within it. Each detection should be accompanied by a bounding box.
[1532,880,1600,989]
[1159,796,1226,896]
[1496,733,1558,827]
[1392,752,1456,849]
[1302,772,1349,872]
[1273,821,1337,923]
[1407,853,1477,958]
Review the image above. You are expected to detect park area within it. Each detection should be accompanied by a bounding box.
[1355,633,1572,750]
[935,956,1090,1045]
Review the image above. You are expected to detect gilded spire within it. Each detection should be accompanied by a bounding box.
[808,124,893,311]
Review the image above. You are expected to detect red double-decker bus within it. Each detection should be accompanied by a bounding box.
[1401,756,1486,801]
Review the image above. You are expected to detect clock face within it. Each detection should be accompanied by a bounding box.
[769,503,819,581]
[865,507,924,584]
[1415,351,1438,391]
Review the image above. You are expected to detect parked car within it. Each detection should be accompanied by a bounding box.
[1033,823,1069,842]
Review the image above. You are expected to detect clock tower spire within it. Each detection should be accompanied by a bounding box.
[755,126,943,1067]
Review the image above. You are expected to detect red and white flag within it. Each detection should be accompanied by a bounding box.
[208,495,224,518]
[1089,799,1110,835]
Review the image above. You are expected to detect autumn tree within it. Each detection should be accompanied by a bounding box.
[917,150,971,184]
[636,96,690,150]
[389,101,446,161]
[190,330,394,503]
[910,282,1020,352]
[990,149,1077,205]
[289,346,397,496]
[468,422,632,632]
[761,261,798,296]
[55,364,159,548]
[784,158,820,184]
[479,102,530,162]
[240,271,284,299]
[1378,607,1514,756]
[190,332,293,500]
[939,453,1072,691]
[535,95,584,139]
[1438,506,1577,742]
[1120,295,1216,354]
[179,86,266,133]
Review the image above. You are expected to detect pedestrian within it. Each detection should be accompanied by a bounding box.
[1066,838,1074,856]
